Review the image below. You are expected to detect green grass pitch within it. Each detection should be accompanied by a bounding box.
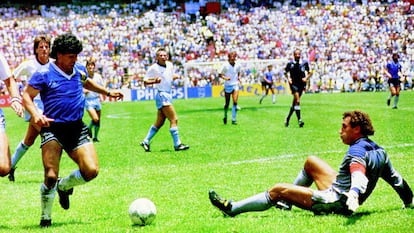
[1,91,414,233]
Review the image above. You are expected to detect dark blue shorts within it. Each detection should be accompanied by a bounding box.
[40,120,91,152]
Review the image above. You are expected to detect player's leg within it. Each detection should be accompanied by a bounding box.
[9,123,41,181]
[387,82,395,106]
[92,109,101,141]
[293,92,303,125]
[393,85,400,109]
[39,140,62,227]
[270,87,276,104]
[162,105,189,151]
[259,83,266,103]
[209,184,314,217]
[231,90,239,124]
[301,156,337,190]
[0,131,11,177]
[223,92,231,124]
[285,85,297,126]
[276,155,336,210]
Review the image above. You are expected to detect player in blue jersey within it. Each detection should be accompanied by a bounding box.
[22,33,123,228]
[385,53,403,109]
[259,64,276,104]
[9,35,51,182]
[220,51,241,125]
[84,57,105,142]
[284,49,312,128]
[209,110,414,217]
[0,54,24,177]
[140,48,189,152]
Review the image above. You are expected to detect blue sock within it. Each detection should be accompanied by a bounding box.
[169,127,181,147]
[144,125,158,143]
[232,105,237,121]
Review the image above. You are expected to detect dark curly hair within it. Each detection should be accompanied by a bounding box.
[50,33,83,59]
[343,110,375,136]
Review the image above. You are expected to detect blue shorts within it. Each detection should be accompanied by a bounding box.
[0,109,5,133]
[24,98,44,122]
[388,78,401,88]
[40,120,91,152]
[85,98,102,111]
[155,91,172,110]
[224,84,239,94]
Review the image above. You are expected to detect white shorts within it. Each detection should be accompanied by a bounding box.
[155,91,172,110]
[85,98,102,111]
[312,187,341,203]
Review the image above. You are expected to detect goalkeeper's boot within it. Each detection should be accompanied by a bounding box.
[208,190,235,217]
[275,200,292,210]
[299,120,304,128]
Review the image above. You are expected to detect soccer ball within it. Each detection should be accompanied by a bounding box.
[128,198,157,226]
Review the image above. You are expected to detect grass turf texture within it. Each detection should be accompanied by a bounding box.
[1,91,414,233]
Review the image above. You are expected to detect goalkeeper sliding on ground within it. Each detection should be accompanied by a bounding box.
[209,110,414,217]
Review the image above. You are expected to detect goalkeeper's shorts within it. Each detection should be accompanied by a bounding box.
[311,187,352,216]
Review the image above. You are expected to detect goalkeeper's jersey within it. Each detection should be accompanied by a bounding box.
[333,137,400,204]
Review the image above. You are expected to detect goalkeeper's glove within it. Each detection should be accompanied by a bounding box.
[344,190,359,212]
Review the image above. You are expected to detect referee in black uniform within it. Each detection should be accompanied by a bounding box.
[284,49,312,127]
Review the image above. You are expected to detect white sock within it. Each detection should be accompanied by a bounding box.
[11,141,29,168]
[58,170,86,191]
[231,192,272,215]
[40,183,56,220]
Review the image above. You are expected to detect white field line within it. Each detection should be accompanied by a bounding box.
[229,143,414,165]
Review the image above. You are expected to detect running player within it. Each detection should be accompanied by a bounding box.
[22,33,123,227]
[84,57,105,142]
[9,35,51,182]
[0,54,24,177]
[385,53,403,109]
[140,48,189,152]
[220,51,241,125]
[259,64,276,104]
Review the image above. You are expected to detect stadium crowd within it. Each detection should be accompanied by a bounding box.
[0,0,413,95]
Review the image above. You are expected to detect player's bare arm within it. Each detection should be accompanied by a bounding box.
[22,85,54,127]
[84,78,123,100]
[4,76,24,117]
[144,77,161,85]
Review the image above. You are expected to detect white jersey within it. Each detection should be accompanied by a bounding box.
[85,72,105,99]
[13,57,50,100]
[145,61,174,93]
[220,61,241,87]
[0,54,12,81]
[13,57,50,81]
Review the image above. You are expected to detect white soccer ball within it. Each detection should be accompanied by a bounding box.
[128,198,157,226]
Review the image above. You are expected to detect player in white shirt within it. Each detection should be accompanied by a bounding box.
[140,48,189,152]
[9,35,51,182]
[84,57,105,142]
[219,52,241,125]
[0,54,24,177]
